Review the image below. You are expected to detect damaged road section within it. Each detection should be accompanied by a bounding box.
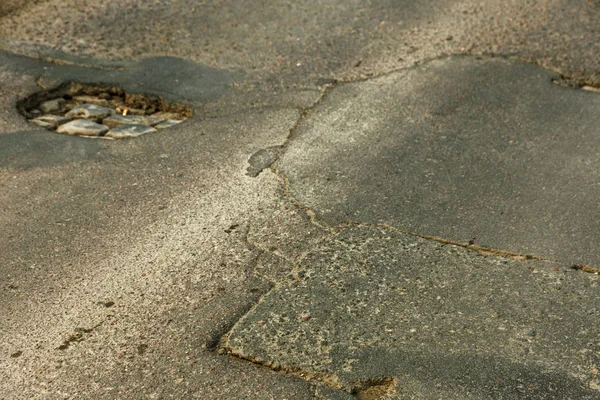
[276,55,600,267]
[224,226,600,399]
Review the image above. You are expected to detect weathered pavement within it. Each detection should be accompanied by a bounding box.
[1,1,600,399]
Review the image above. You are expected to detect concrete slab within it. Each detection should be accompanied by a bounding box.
[278,56,600,267]
[227,226,600,399]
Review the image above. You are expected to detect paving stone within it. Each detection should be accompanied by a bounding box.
[65,103,113,121]
[39,98,65,114]
[102,114,164,128]
[105,124,156,139]
[30,115,71,128]
[56,119,109,136]
[154,119,182,129]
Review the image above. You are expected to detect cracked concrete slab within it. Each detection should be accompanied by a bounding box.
[226,226,600,399]
[278,55,600,267]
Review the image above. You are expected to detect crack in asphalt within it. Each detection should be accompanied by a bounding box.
[214,54,600,398]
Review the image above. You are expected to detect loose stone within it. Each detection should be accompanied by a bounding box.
[102,114,164,128]
[30,115,71,128]
[30,119,55,129]
[105,124,156,139]
[39,99,65,114]
[73,95,110,107]
[66,103,113,122]
[154,120,182,129]
[56,120,109,136]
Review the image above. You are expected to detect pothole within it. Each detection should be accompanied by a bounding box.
[17,82,193,139]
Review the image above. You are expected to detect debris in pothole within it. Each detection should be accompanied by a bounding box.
[18,82,192,139]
